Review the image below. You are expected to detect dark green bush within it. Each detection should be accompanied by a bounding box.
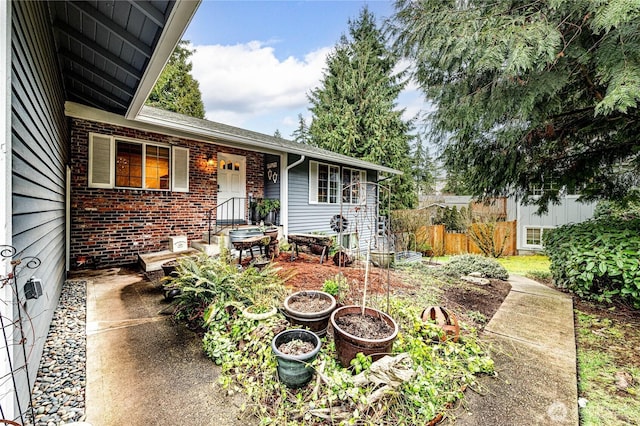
[543,219,640,307]
[442,254,509,280]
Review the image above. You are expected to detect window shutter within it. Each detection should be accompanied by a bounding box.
[88,134,114,188]
[309,161,318,203]
[172,147,189,192]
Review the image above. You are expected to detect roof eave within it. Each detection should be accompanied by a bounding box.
[136,111,402,175]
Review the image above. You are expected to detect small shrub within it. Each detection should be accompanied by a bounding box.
[543,218,640,307]
[321,274,349,301]
[442,254,509,280]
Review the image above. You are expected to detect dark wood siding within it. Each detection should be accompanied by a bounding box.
[10,0,68,417]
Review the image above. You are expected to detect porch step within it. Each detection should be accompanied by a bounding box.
[191,239,223,257]
[138,248,199,272]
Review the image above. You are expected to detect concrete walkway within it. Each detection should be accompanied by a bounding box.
[449,275,578,425]
[83,268,247,426]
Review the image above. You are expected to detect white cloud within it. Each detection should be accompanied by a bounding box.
[191,41,331,128]
[189,41,430,136]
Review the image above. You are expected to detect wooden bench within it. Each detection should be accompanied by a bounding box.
[287,233,334,264]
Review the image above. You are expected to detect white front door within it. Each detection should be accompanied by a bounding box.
[217,153,246,223]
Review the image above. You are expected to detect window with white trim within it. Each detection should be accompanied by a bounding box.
[530,181,557,196]
[88,133,189,192]
[524,226,552,248]
[309,161,366,205]
[342,168,366,204]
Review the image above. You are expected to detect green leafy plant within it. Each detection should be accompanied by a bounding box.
[442,254,509,280]
[543,218,640,307]
[321,274,349,301]
[164,252,287,329]
[350,352,372,374]
[256,198,280,217]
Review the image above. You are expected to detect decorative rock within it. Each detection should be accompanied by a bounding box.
[461,275,491,286]
[24,280,86,425]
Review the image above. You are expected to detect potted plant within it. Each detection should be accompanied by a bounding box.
[257,198,280,225]
[272,329,321,388]
[329,249,399,367]
[330,305,398,368]
[282,290,337,336]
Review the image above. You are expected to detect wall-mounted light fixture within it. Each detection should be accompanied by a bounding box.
[207,156,216,167]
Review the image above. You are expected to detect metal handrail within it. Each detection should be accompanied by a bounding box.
[207,197,251,240]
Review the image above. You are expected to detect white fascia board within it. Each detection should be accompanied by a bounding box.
[126,0,201,120]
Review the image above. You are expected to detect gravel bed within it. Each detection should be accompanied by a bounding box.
[26,280,87,426]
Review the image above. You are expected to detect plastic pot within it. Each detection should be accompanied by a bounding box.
[282,290,337,337]
[161,260,178,277]
[272,329,321,388]
[330,305,398,367]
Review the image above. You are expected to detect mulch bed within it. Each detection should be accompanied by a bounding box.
[442,279,511,326]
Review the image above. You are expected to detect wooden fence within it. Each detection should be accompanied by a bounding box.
[417,221,517,256]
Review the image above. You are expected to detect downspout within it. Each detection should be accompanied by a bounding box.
[283,155,305,236]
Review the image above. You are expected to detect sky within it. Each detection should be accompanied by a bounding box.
[182,0,429,139]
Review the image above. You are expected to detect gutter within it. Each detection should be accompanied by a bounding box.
[281,155,305,236]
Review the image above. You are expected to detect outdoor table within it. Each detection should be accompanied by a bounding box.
[287,233,334,264]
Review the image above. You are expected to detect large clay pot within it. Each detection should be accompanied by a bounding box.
[330,305,398,367]
[272,329,321,388]
[283,290,337,337]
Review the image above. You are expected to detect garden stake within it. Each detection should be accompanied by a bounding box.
[362,247,370,316]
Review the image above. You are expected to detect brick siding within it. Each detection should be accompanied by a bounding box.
[70,118,265,267]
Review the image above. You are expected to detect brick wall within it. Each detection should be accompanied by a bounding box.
[70,118,265,267]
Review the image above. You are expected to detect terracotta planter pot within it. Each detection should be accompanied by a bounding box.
[283,290,337,337]
[330,305,398,367]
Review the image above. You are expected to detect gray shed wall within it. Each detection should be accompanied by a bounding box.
[10,0,68,418]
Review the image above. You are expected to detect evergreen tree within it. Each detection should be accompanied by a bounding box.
[390,0,640,212]
[412,137,436,197]
[146,40,205,119]
[291,114,311,144]
[308,7,417,210]
[441,168,472,196]
[273,129,283,139]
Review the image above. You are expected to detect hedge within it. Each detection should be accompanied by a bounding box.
[543,219,640,308]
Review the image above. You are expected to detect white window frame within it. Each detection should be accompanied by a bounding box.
[523,226,554,249]
[342,168,367,205]
[309,161,339,204]
[88,132,189,192]
[309,161,366,205]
